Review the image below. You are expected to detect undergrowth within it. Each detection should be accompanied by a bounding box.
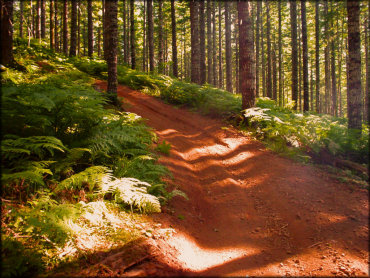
[1,39,185,277]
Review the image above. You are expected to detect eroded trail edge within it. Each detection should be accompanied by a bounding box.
[95,80,368,277]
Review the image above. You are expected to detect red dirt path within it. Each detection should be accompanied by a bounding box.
[95,80,368,277]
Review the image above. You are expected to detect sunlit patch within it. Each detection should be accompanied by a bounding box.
[166,233,256,271]
[317,211,348,224]
[158,129,179,136]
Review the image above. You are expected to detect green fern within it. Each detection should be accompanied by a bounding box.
[100,176,161,214]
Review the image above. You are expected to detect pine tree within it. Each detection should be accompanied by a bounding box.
[199,0,206,84]
[63,0,68,55]
[1,0,14,67]
[301,0,309,112]
[69,0,77,56]
[315,0,320,113]
[87,0,93,57]
[225,1,232,92]
[290,0,298,110]
[130,0,135,69]
[190,0,200,84]
[147,0,154,72]
[171,0,178,77]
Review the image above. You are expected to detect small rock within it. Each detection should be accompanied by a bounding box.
[321,255,326,259]
[294,259,300,264]
[341,253,345,257]
[213,228,219,232]
[279,263,284,267]
[318,267,323,271]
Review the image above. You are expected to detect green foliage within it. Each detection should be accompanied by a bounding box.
[156,140,172,155]
[244,98,369,165]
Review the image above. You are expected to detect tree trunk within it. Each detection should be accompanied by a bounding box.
[256,1,261,98]
[36,0,41,39]
[225,1,232,92]
[324,1,330,114]
[261,1,265,96]
[158,0,163,73]
[365,1,369,123]
[20,0,23,38]
[290,0,298,110]
[330,9,337,117]
[69,0,77,56]
[41,0,45,38]
[87,0,93,57]
[315,0,320,113]
[347,1,362,130]
[206,0,212,84]
[199,0,206,84]
[190,0,200,84]
[238,1,255,110]
[171,0,178,77]
[266,1,272,99]
[1,0,14,66]
[104,0,118,103]
[54,0,58,51]
[130,0,135,69]
[50,0,54,50]
[142,0,146,72]
[77,1,81,55]
[310,55,314,111]
[272,43,277,101]
[218,1,223,89]
[147,0,154,72]
[278,1,283,106]
[212,1,217,86]
[63,0,68,55]
[301,0,309,112]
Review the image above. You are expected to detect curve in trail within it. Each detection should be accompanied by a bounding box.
[95,80,368,277]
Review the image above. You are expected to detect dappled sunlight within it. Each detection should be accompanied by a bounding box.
[166,232,257,271]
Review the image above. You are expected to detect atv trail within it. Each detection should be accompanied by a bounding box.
[94,80,368,277]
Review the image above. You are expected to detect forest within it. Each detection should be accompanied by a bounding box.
[1,0,369,277]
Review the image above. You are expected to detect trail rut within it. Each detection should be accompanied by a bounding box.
[95,80,368,277]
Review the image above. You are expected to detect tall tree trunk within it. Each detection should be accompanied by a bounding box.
[69,0,77,56]
[234,12,239,94]
[30,0,34,38]
[147,0,154,71]
[212,1,217,86]
[278,1,283,106]
[171,0,178,77]
[301,0,309,112]
[158,0,163,73]
[238,1,255,109]
[199,0,206,84]
[87,0,93,57]
[63,0,68,55]
[365,2,369,123]
[50,0,54,50]
[324,1,330,114]
[315,0,320,113]
[54,0,58,51]
[330,3,337,116]
[104,0,118,104]
[20,0,23,38]
[266,1,272,98]
[190,0,200,84]
[290,0,298,110]
[122,0,127,63]
[77,1,81,55]
[130,0,135,69]
[36,0,41,39]
[256,1,261,98]
[272,43,277,101]
[97,19,101,57]
[218,1,223,89]
[347,1,362,130]
[1,0,14,66]
[41,0,45,38]
[206,0,212,84]
[142,0,146,72]
[225,1,232,92]
[310,55,314,110]
[261,1,265,96]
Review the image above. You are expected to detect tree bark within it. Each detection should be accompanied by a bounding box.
[36,0,41,39]
[330,3,337,116]
[206,0,212,84]
[41,0,45,38]
[158,0,164,73]
[256,1,261,98]
[1,0,14,67]
[365,1,369,123]
[147,0,154,72]
[63,0,68,55]
[301,0,309,112]
[171,0,178,77]
[315,0,320,113]
[130,0,135,69]
[278,1,283,106]
[19,0,23,38]
[212,1,217,86]
[218,1,223,89]
[87,0,93,57]
[347,1,362,130]
[104,0,118,103]
[324,1,330,114]
[266,1,272,99]
[272,43,277,101]
[225,1,232,92]
[290,0,298,110]
[199,0,206,84]
[50,0,54,50]
[190,0,200,84]
[261,1,265,96]
[69,0,77,56]
[238,1,255,110]
[54,0,58,51]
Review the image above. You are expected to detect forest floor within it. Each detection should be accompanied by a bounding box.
[82,80,369,277]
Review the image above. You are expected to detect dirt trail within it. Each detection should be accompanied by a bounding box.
[95,80,368,277]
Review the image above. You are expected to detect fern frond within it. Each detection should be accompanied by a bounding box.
[100,176,161,214]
